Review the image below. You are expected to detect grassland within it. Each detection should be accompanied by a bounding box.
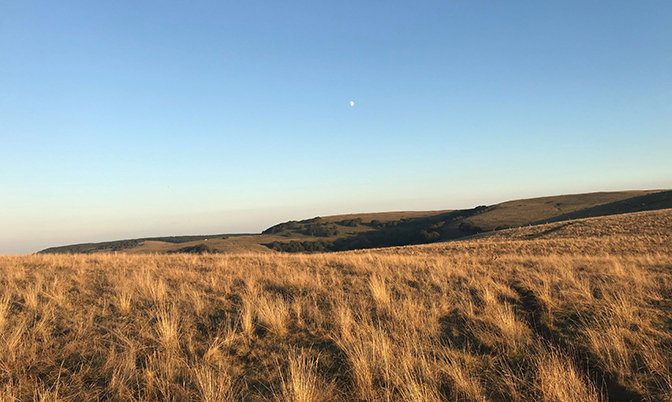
[2,209,672,401]
[38,190,670,255]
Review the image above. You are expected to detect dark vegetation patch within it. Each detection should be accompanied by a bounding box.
[458,221,485,235]
[168,244,216,254]
[306,223,339,237]
[267,240,334,253]
[337,218,362,227]
[262,221,303,235]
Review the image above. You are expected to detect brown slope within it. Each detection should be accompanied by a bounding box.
[376,207,672,257]
[457,190,659,232]
[529,189,672,225]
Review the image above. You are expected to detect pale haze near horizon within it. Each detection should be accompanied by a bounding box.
[1,1,671,254]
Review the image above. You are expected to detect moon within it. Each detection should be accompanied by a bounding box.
[350,101,355,107]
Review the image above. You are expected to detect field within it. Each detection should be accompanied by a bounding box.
[2,209,672,401]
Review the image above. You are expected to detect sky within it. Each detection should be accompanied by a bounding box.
[1,1,671,254]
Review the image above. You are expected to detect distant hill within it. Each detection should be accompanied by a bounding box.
[39,233,252,254]
[38,189,671,254]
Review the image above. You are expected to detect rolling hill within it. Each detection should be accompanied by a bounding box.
[38,189,671,254]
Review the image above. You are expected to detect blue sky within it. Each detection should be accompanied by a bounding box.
[1,1,671,254]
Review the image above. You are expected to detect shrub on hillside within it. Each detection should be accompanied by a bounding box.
[338,218,363,227]
[458,221,484,235]
[307,224,339,237]
[263,221,302,235]
[270,240,333,253]
[420,229,441,242]
[169,244,214,254]
[369,219,402,228]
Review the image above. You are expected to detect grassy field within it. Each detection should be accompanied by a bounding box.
[2,209,671,401]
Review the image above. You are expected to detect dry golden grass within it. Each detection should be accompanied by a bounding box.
[1,209,671,401]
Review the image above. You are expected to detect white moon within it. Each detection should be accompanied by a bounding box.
[350,101,354,106]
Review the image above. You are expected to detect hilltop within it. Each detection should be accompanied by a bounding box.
[38,189,671,254]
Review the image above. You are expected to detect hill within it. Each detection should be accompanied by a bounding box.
[38,233,253,254]
[4,208,672,400]
[38,189,670,254]
[530,189,672,224]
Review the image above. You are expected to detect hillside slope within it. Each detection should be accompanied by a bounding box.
[530,189,672,225]
[460,190,659,231]
[37,190,669,254]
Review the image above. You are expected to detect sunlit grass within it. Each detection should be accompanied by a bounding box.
[0,209,670,400]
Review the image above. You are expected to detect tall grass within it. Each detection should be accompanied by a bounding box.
[0,209,671,400]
